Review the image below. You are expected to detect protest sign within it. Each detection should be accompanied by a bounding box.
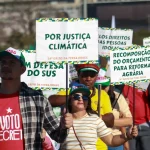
[99,27,133,57]
[143,37,150,46]
[21,50,69,90]
[36,18,98,63]
[42,90,61,118]
[126,82,149,91]
[105,45,140,78]
[42,90,58,99]
[110,46,150,84]
[69,64,78,81]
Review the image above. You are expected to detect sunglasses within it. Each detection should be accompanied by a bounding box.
[80,71,97,78]
[72,94,89,101]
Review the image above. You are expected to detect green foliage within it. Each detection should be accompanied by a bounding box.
[0,30,35,51]
[6,30,35,49]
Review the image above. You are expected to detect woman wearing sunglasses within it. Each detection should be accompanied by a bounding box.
[60,82,138,150]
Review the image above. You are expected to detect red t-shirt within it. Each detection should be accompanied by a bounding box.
[123,85,150,125]
[0,92,24,150]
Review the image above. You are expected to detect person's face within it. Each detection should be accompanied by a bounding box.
[0,56,26,80]
[71,93,89,112]
[78,71,98,89]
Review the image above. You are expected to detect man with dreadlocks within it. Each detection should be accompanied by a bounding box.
[49,64,114,150]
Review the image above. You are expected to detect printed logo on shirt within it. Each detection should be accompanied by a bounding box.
[0,107,23,141]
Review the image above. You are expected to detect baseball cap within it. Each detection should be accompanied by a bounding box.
[0,47,26,67]
[70,82,91,96]
[95,77,110,87]
[74,64,100,73]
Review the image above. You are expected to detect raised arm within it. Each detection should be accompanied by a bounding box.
[114,117,132,127]
[102,113,114,128]
[48,95,66,107]
[97,117,137,147]
[101,126,137,147]
[48,90,68,107]
[114,93,132,127]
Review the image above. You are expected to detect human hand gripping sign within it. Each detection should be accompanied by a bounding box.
[60,108,73,129]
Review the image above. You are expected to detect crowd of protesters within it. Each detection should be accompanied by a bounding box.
[1,43,150,150]
[49,62,150,150]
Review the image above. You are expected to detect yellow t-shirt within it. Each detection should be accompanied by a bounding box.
[57,88,112,150]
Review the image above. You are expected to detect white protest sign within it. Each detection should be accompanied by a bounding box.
[135,82,149,91]
[36,18,98,63]
[125,82,150,91]
[143,37,150,46]
[69,64,78,81]
[21,51,69,89]
[99,27,133,57]
[110,46,150,84]
[42,90,58,98]
[105,58,110,77]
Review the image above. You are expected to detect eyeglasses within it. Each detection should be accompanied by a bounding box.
[72,94,89,101]
[80,71,97,78]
